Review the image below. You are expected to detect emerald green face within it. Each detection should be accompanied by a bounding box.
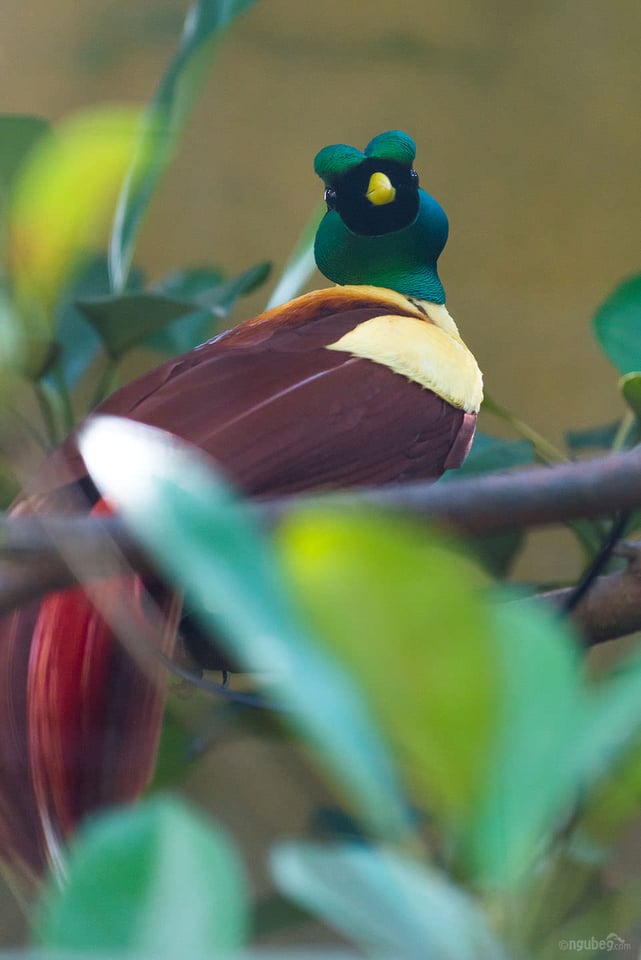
[313,131,449,304]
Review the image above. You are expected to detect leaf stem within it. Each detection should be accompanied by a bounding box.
[33,382,62,449]
[90,355,120,410]
[482,394,567,465]
[47,362,75,435]
[612,410,636,452]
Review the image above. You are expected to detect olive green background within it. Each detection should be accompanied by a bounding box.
[1,0,641,944]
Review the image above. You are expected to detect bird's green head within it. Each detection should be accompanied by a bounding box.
[313,130,448,303]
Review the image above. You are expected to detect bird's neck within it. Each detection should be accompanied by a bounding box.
[316,230,446,303]
[314,193,449,304]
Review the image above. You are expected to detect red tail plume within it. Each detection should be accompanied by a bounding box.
[0,500,180,888]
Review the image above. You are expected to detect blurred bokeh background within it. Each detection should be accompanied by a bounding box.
[4,0,641,585]
[1,0,641,944]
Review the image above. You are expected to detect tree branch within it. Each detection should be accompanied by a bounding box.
[2,447,641,643]
[260,445,641,536]
[536,552,641,646]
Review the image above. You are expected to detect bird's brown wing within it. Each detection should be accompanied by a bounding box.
[28,290,474,501]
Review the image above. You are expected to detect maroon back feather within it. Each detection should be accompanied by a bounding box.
[30,295,474,498]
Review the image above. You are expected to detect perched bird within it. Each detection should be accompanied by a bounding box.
[0,130,482,889]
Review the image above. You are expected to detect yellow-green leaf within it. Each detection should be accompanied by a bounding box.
[276,510,498,823]
[619,371,641,421]
[9,107,144,373]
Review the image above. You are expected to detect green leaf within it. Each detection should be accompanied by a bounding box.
[593,274,641,374]
[266,203,324,309]
[0,115,49,202]
[76,291,197,358]
[158,266,225,299]
[145,305,215,356]
[0,282,22,380]
[463,530,524,579]
[192,260,270,313]
[619,371,641,420]
[271,842,505,960]
[277,510,498,823]
[36,796,248,953]
[51,257,109,388]
[109,0,261,292]
[565,422,620,453]
[577,647,641,789]
[579,732,641,846]
[147,262,271,355]
[472,608,641,889]
[79,418,413,843]
[468,601,586,885]
[79,262,270,358]
[442,431,535,480]
[9,107,144,376]
[146,266,223,355]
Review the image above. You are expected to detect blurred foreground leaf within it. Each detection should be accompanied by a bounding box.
[593,274,641,375]
[468,602,586,885]
[472,605,641,886]
[577,647,641,788]
[110,0,261,291]
[266,203,324,309]
[277,511,497,823]
[0,115,49,208]
[0,284,22,382]
[619,371,641,421]
[36,796,248,953]
[271,842,505,960]
[9,107,144,375]
[79,418,412,843]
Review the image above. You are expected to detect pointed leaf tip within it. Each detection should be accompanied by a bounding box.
[593,274,641,375]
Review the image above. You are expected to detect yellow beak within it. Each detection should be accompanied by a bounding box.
[365,171,396,206]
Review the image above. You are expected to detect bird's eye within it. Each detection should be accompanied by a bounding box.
[324,187,337,210]
[410,169,419,186]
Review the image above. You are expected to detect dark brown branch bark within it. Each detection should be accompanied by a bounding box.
[2,447,641,643]
[537,553,641,646]
[260,445,641,536]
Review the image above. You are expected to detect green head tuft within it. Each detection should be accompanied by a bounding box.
[313,130,448,303]
[314,144,364,183]
[365,130,416,165]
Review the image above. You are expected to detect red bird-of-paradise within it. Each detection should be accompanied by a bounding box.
[0,130,482,890]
